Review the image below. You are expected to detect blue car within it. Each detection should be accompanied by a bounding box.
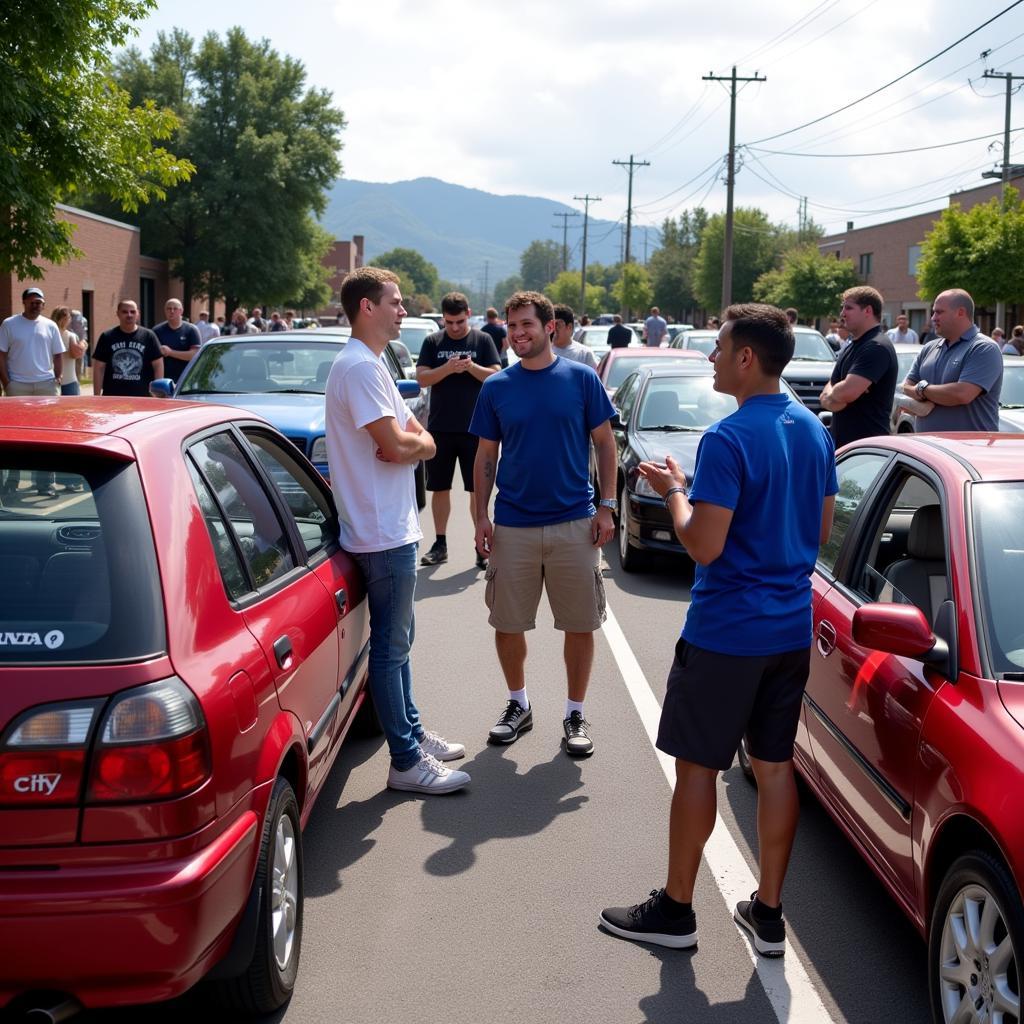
[169,331,427,507]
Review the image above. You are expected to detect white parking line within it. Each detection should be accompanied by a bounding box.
[601,603,839,1024]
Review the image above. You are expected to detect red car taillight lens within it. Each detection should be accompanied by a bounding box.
[0,700,103,805]
[88,678,211,803]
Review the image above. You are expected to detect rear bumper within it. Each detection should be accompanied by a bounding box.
[0,809,259,1008]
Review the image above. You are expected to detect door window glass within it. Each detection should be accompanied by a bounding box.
[186,458,250,600]
[615,374,640,423]
[818,453,889,573]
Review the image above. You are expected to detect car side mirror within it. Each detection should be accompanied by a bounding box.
[149,378,175,399]
[852,602,949,665]
[397,379,421,399]
[609,411,624,430]
[818,410,833,426]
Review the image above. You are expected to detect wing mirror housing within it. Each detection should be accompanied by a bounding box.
[397,379,421,400]
[149,378,175,399]
[852,602,949,665]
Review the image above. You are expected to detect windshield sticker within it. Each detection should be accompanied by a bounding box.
[0,629,65,648]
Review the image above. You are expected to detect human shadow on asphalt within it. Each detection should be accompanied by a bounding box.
[415,564,484,598]
[719,767,930,1022]
[600,550,695,599]
[419,744,588,876]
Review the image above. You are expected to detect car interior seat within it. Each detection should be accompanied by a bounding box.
[236,355,271,390]
[882,505,948,623]
[316,361,333,385]
[639,389,695,428]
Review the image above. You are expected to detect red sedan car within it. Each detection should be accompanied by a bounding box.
[747,433,1024,1024]
[0,399,372,1017]
[595,346,704,397]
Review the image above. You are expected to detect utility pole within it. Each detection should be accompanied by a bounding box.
[552,211,579,273]
[612,154,650,265]
[981,68,1024,332]
[574,194,602,314]
[482,259,490,308]
[702,66,766,309]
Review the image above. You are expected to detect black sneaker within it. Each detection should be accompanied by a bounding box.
[734,892,786,957]
[420,541,448,566]
[488,700,533,744]
[600,889,697,949]
[563,711,593,756]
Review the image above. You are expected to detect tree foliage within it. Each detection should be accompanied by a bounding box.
[92,26,344,310]
[0,0,194,278]
[647,209,708,319]
[545,271,609,316]
[371,247,439,299]
[754,246,860,319]
[612,263,653,315]
[520,240,562,292]
[916,188,1024,307]
[693,208,786,313]
[491,274,523,308]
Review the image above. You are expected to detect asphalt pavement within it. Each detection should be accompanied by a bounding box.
[69,480,931,1024]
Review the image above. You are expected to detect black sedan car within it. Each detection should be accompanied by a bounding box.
[609,364,800,571]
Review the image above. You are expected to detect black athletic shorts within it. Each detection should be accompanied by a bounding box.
[425,431,478,491]
[656,638,811,771]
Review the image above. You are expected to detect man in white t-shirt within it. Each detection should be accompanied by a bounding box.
[886,312,918,345]
[325,267,470,795]
[194,310,221,344]
[0,287,64,397]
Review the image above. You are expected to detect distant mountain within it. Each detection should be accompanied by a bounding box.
[321,177,643,288]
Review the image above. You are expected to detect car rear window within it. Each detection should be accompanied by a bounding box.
[0,454,165,663]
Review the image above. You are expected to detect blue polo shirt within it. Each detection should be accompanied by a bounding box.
[682,393,838,656]
[906,326,1003,432]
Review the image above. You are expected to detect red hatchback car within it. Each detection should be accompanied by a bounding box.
[749,433,1024,1024]
[0,398,372,1017]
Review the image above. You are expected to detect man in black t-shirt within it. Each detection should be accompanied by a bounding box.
[153,299,201,384]
[481,307,509,367]
[819,286,897,448]
[92,299,164,397]
[608,314,633,348]
[415,292,501,569]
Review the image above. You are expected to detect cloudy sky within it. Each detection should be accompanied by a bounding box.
[130,0,1024,241]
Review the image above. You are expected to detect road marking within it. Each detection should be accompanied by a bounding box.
[601,603,839,1024]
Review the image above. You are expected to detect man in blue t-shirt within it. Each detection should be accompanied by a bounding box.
[601,303,838,959]
[470,290,617,758]
[152,299,201,384]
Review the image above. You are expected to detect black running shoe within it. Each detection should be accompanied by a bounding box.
[563,711,594,757]
[488,700,533,744]
[734,892,786,957]
[420,541,448,566]
[600,889,697,949]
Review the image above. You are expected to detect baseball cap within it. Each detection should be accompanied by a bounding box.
[22,287,44,300]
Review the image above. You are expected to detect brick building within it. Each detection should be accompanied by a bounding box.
[817,174,1024,334]
[1,204,221,347]
[317,235,364,323]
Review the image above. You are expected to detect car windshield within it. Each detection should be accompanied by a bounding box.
[971,481,1024,674]
[896,351,918,380]
[637,376,738,430]
[607,356,696,389]
[0,454,165,663]
[1000,361,1024,408]
[683,333,718,355]
[400,325,434,356]
[580,328,611,348]
[791,331,835,362]
[178,341,343,395]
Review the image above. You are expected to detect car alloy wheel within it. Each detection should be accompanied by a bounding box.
[272,808,300,971]
[617,491,647,573]
[931,852,1022,1024]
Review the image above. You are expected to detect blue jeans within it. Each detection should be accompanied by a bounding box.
[352,542,424,771]
[61,381,81,396]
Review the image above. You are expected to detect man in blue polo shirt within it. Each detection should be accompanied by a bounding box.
[601,303,837,958]
[903,289,1003,432]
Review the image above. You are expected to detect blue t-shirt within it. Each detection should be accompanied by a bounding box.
[470,356,615,527]
[682,393,838,656]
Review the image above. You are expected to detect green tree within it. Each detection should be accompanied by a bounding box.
[545,271,609,316]
[491,274,523,308]
[754,246,860,319]
[285,222,334,312]
[371,247,439,299]
[94,27,344,311]
[647,208,708,319]
[519,240,561,291]
[612,263,653,316]
[693,207,784,313]
[1,1,194,278]
[916,188,1024,306]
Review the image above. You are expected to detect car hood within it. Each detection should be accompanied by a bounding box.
[179,392,326,434]
[782,360,835,380]
[633,430,703,481]
[999,408,1024,432]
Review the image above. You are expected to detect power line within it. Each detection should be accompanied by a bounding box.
[747,125,1022,158]
[644,96,729,159]
[744,0,1024,146]
[634,154,725,209]
[612,155,651,264]
[721,0,841,72]
[635,84,711,156]
[757,0,884,71]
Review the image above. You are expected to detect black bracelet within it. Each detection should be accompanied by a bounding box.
[663,486,687,507]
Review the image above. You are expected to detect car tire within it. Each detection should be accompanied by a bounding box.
[929,850,1024,1024]
[415,461,426,511]
[215,777,303,1014]
[737,738,757,786]
[617,490,648,573]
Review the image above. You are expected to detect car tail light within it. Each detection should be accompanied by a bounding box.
[0,700,103,805]
[88,678,211,803]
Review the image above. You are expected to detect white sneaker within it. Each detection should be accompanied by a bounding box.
[387,752,470,795]
[419,730,466,761]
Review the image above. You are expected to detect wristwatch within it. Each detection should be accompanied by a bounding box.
[598,498,618,512]
[915,380,930,398]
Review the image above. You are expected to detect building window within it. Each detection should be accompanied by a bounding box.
[859,253,873,276]
[139,277,156,327]
[908,245,922,276]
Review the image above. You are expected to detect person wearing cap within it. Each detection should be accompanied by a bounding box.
[194,310,221,345]
[0,287,64,398]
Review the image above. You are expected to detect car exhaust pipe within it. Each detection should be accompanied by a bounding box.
[23,998,82,1023]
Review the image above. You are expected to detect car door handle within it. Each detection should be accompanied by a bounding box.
[273,635,293,669]
[816,620,837,657]
[335,588,348,616]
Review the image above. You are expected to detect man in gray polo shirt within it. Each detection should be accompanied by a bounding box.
[903,289,1003,432]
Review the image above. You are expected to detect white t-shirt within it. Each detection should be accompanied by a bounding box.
[325,338,422,553]
[0,314,64,383]
[195,319,221,344]
[60,329,80,385]
[554,342,598,368]
[887,327,919,345]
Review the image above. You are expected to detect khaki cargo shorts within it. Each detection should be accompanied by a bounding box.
[484,517,607,633]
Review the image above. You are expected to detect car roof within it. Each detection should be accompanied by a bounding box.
[604,347,704,360]
[638,363,714,377]
[210,331,344,342]
[402,317,440,327]
[863,433,1024,481]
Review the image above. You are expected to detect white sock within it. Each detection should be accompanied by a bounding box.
[565,699,585,718]
[508,688,529,710]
